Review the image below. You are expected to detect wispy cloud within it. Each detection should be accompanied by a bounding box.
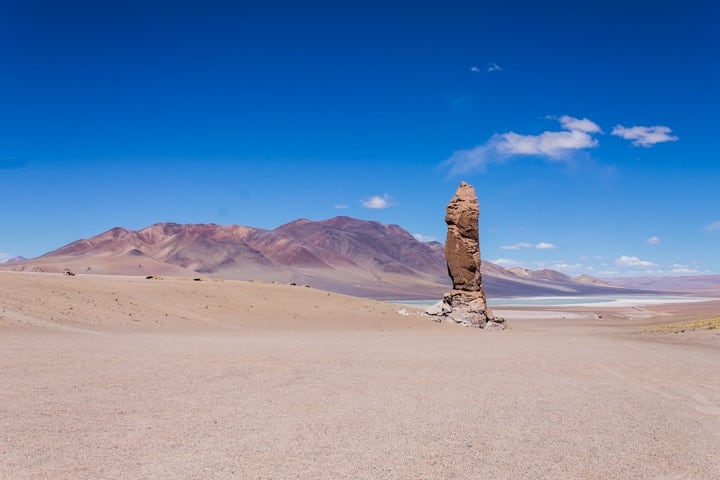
[558,115,602,133]
[500,241,555,250]
[672,263,700,274]
[487,63,502,72]
[361,193,393,209]
[500,242,532,250]
[611,125,678,147]
[413,233,436,243]
[0,252,14,263]
[334,204,349,209]
[616,255,656,267]
[551,262,585,272]
[470,66,481,72]
[706,221,720,232]
[491,258,523,267]
[444,115,600,174]
[646,236,660,245]
[498,129,597,157]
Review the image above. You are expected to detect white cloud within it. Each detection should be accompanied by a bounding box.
[558,115,602,133]
[0,252,13,263]
[500,241,556,251]
[672,264,700,274]
[611,125,678,147]
[706,221,720,232]
[500,242,532,250]
[645,236,660,245]
[361,193,393,209]
[491,258,523,267]
[497,129,598,157]
[615,255,656,267]
[470,66,480,72]
[487,63,502,72]
[444,115,601,174]
[551,262,584,271]
[413,233,436,242]
[334,204,349,209]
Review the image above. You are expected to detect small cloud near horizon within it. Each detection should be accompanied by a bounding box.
[334,204,349,209]
[412,233,437,243]
[470,66,481,72]
[611,125,678,147]
[646,236,661,245]
[361,194,393,209]
[500,242,532,250]
[616,255,656,267]
[444,115,601,174]
[0,252,15,263]
[501,241,555,250]
[487,63,502,72]
[672,263,700,274]
[491,258,524,268]
[551,262,585,272]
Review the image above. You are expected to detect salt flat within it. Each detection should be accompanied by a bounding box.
[1,272,719,479]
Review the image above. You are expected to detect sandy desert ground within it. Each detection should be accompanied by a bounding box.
[1,271,719,479]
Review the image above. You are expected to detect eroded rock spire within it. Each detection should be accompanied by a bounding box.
[427,182,505,329]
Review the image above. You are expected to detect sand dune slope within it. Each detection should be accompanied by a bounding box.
[1,272,719,479]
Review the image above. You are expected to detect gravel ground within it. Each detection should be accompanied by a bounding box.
[1,272,719,479]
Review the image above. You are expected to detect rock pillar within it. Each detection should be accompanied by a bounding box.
[426,182,505,329]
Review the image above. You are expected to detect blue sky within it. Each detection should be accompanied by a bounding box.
[1,0,718,277]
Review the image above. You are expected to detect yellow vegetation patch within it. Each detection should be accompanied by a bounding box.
[648,317,720,333]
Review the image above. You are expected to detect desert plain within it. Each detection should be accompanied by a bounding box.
[1,271,719,479]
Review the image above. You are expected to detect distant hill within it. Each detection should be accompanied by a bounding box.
[2,256,27,264]
[605,275,720,294]
[2,216,643,299]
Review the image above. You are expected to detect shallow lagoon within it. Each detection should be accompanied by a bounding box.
[396,295,718,308]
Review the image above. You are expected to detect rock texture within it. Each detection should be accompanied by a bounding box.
[427,182,505,329]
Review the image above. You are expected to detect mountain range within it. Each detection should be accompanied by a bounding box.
[2,216,651,299]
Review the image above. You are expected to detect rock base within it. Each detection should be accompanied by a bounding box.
[426,290,506,329]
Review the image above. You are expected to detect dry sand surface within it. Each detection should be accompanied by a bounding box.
[1,271,719,479]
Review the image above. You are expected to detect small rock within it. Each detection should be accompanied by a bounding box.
[425,300,450,316]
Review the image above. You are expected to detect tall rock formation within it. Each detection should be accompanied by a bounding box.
[427,182,506,329]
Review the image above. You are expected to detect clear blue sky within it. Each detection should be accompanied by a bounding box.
[1,0,718,277]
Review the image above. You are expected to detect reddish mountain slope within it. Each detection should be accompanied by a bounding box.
[4,216,638,299]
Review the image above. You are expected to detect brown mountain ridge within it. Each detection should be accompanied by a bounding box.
[3,216,640,299]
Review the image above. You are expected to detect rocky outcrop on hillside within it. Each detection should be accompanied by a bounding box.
[427,182,505,329]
